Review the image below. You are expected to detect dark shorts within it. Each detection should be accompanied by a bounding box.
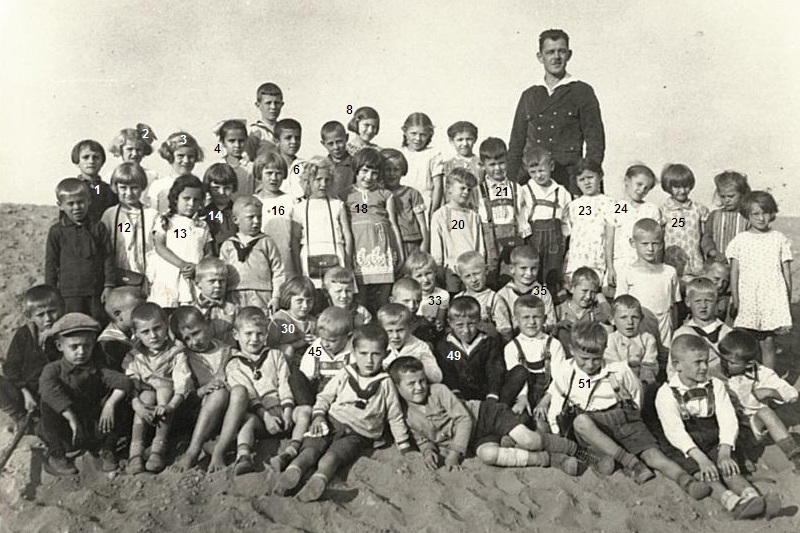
[473,400,525,448]
[740,328,773,341]
[299,417,372,466]
[579,405,658,456]
[526,219,564,288]
[658,415,745,475]
[289,368,317,407]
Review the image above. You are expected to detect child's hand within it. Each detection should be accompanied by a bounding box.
[717,445,740,477]
[309,415,328,437]
[606,266,617,287]
[180,262,196,279]
[69,420,85,447]
[132,399,157,424]
[99,403,116,433]
[21,388,36,412]
[729,296,739,319]
[512,397,530,415]
[533,394,551,422]
[269,298,281,314]
[263,410,283,434]
[695,455,720,482]
[443,450,462,471]
[422,449,440,470]
[282,406,294,431]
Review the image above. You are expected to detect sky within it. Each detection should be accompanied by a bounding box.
[1,0,799,212]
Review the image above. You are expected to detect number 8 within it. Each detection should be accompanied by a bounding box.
[346,104,353,114]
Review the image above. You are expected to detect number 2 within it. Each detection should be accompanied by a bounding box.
[141,128,149,139]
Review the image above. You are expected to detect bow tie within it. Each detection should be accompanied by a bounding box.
[197,295,225,310]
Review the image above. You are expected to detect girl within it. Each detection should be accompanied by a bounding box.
[215,119,255,197]
[201,163,238,256]
[605,164,664,287]
[72,139,116,224]
[100,162,158,290]
[346,106,380,155]
[256,150,295,276]
[727,191,792,370]
[342,148,404,313]
[149,132,205,214]
[381,148,429,255]
[400,112,444,217]
[267,276,317,368]
[562,159,615,287]
[148,175,212,309]
[109,124,159,204]
[660,164,709,280]
[701,171,751,262]
[290,157,353,290]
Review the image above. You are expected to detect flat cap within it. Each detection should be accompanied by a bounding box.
[48,313,101,337]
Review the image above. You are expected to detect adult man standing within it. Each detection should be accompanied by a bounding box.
[507,29,605,194]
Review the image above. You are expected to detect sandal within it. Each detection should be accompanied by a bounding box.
[145,452,166,473]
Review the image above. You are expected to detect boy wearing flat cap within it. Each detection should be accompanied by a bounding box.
[37,313,132,476]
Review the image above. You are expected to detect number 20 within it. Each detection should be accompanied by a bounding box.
[451,220,465,230]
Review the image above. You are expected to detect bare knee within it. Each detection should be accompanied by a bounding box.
[572,413,593,435]
[476,443,499,464]
[139,390,157,406]
[293,405,312,422]
[228,385,249,406]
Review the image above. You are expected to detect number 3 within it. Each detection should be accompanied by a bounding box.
[180,134,187,145]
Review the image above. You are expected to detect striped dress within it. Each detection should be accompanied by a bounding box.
[701,209,748,260]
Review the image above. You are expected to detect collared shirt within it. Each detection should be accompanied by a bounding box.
[655,374,738,455]
[496,282,556,328]
[45,213,115,297]
[299,338,353,385]
[201,203,237,255]
[39,358,131,414]
[539,72,580,96]
[122,342,193,396]
[220,232,285,294]
[521,180,571,223]
[328,153,355,199]
[436,333,505,401]
[383,335,442,383]
[194,295,237,346]
[670,319,731,379]
[249,120,278,145]
[78,176,118,225]
[604,330,658,368]
[726,363,798,417]
[504,332,566,371]
[404,383,473,455]
[225,348,294,410]
[418,287,450,322]
[430,205,484,270]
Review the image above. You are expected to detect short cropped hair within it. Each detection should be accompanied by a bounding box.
[456,251,485,272]
[55,178,90,201]
[571,158,604,180]
[703,258,730,276]
[109,125,155,158]
[571,321,607,355]
[523,144,552,166]
[612,294,642,315]
[714,171,750,195]
[323,266,355,287]
[131,302,168,327]
[71,139,107,166]
[320,121,346,139]
[539,29,569,50]
[347,106,380,135]
[352,323,389,351]
[275,118,301,138]
[719,329,759,363]
[235,306,269,330]
[203,162,239,193]
[509,245,539,265]
[256,82,283,101]
[110,162,148,191]
[740,190,778,219]
[316,307,354,337]
[253,150,288,182]
[514,294,544,315]
[278,276,316,310]
[104,286,146,313]
[448,296,481,320]
[380,148,408,176]
[571,267,601,289]
[685,277,717,301]
[392,277,422,297]
[403,251,437,275]
[169,306,206,339]
[446,121,478,140]
[216,119,247,140]
[632,218,662,238]
[446,167,477,189]
[377,303,413,327]
[195,257,228,279]
[660,163,695,193]
[159,131,204,164]
[479,137,507,162]
[670,334,709,362]
[232,194,263,217]
[23,285,64,316]
[624,164,656,187]
[388,356,425,384]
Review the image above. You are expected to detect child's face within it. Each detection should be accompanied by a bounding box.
[261,165,285,194]
[673,349,709,386]
[321,131,348,160]
[179,320,213,353]
[404,126,431,152]
[573,348,604,376]
[575,170,602,196]
[223,129,247,159]
[705,265,730,294]
[449,314,479,345]
[256,94,283,123]
[106,296,142,335]
[353,339,387,377]
[450,132,476,158]
[483,156,507,182]
[56,332,96,366]
[309,169,333,198]
[448,181,473,208]
[121,141,144,163]
[77,147,103,177]
[58,191,90,223]
[721,356,751,377]
[613,306,642,338]
[395,370,429,405]
[357,119,379,143]
[234,205,262,236]
[516,306,545,338]
[509,258,539,288]
[234,322,267,355]
[630,230,662,263]
[391,288,421,314]
[383,160,404,189]
[196,270,227,300]
[27,301,62,333]
[571,279,597,308]
[327,282,354,308]
[209,182,235,208]
[459,261,487,292]
[746,203,772,232]
[289,294,313,319]
[318,330,349,355]
[356,165,380,190]
[687,291,717,323]
[176,186,204,217]
[670,184,692,203]
[278,129,301,157]
[526,159,554,187]
[173,146,198,175]
[718,186,743,212]
[411,267,437,293]
[380,318,411,350]
[116,182,143,207]
[624,174,655,202]
[134,317,170,351]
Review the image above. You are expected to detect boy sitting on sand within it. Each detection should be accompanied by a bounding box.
[98,286,146,370]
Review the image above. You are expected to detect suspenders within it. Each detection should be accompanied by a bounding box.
[512,336,553,373]
[669,381,716,420]
[526,185,560,219]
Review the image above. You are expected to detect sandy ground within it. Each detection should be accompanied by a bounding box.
[0,203,798,533]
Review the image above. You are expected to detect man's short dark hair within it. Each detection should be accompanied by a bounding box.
[539,29,569,50]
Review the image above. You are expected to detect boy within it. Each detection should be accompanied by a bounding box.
[404,251,449,332]
[554,268,612,357]
[500,296,566,424]
[0,286,63,427]
[718,330,800,472]
[442,121,482,183]
[547,323,711,500]
[519,146,571,292]
[37,313,131,475]
[220,195,285,314]
[250,82,284,146]
[474,138,527,288]
[45,178,115,321]
[323,266,372,327]
[98,286,147,370]
[275,118,303,177]
[496,245,556,331]
[615,218,680,350]
[604,295,659,385]
[192,256,238,345]
[274,324,411,502]
[320,121,355,198]
[378,303,442,383]
[455,251,513,343]
[656,335,775,518]
[435,296,505,402]
[124,303,192,473]
[168,307,248,473]
[703,259,732,323]
[389,277,437,346]
[430,168,485,294]
[670,277,731,379]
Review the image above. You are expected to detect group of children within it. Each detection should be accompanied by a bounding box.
[0,80,796,517]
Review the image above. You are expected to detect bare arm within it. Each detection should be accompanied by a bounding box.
[153,229,190,269]
[338,205,354,269]
[415,210,430,253]
[782,260,792,301]
[604,223,616,285]
[430,174,444,221]
[386,194,405,265]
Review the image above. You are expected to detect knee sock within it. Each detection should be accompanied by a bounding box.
[281,439,301,458]
[237,443,251,458]
[540,433,578,455]
[613,448,639,469]
[776,436,800,459]
[721,490,741,511]
[495,448,549,467]
[740,487,760,502]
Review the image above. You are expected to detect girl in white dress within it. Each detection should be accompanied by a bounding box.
[256,150,296,276]
[727,191,793,370]
[399,112,444,217]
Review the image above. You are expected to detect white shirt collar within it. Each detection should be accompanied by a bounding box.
[541,72,580,96]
